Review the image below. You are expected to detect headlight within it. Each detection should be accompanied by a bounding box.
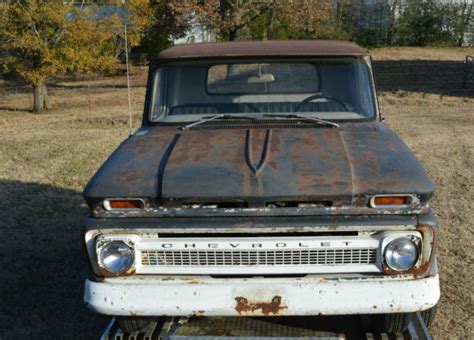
[384,237,419,272]
[98,240,134,275]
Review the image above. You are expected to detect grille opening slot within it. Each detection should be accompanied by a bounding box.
[266,201,332,208]
[171,201,335,209]
[181,202,249,209]
[155,231,360,238]
[210,274,308,279]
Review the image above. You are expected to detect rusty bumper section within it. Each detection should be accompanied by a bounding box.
[84,274,440,317]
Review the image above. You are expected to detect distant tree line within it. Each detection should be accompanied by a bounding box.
[0,0,472,113]
[335,0,473,48]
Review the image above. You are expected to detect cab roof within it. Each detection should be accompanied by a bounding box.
[153,40,369,62]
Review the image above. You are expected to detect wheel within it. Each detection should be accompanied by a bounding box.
[368,312,412,333]
[420,304,437,328]
[117,316,154,334]
[364,305,437,333]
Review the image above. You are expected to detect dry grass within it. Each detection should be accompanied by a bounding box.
[0,48,472,338]
[371,46,473,61]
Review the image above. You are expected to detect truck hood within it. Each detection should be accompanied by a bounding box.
[83,124,435,207]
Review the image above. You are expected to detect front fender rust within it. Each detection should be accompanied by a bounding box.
[382,224,438,278]
[234,295,287,316]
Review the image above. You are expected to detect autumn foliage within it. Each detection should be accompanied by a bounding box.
[0,0,472,113]
[0,1,121,112]
[171,0,334,41]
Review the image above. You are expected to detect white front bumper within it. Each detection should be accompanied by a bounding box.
[84,274,440,317]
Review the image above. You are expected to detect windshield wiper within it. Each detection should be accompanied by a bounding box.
[180,114,258,131]
[262,114,340,128]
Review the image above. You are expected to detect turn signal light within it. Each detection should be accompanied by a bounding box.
[104,199,144,210]
[374,196,408,206]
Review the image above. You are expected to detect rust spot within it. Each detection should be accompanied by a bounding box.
[188,279,204,284]
[192,310,206,317]
[235,295,287,316]
[98,266,136,278]
[129,311,139,316]
[382,224,438,278]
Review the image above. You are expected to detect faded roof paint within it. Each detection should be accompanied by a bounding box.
[154,40,369,61]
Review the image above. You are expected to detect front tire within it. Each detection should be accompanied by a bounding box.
[117,316,155,334]
[365,305,437,333]
[420,304,437,328]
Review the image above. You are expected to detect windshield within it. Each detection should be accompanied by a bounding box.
[150,58,376,123]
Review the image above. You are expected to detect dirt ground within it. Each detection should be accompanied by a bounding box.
[0,47,472,338]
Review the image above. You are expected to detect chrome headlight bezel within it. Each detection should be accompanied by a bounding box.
[96,238,135,276]
[383,236,420,272]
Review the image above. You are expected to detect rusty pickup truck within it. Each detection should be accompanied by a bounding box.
[82,40,439,334]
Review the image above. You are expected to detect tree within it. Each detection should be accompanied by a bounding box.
[140,0,190,53]
[396,0,456,47]
[190,0,273,41]
[386,0,400,45]
[450,0,473,47]
[184,0,333,42]
[0,1,119,113]
[273,0,334,40]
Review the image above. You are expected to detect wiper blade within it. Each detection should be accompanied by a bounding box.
[262,114,340,128]
[180,114,257,131]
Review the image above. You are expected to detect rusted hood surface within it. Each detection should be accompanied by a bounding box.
[83,124,435,206]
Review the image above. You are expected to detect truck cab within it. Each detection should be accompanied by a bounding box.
[82,40,439,334]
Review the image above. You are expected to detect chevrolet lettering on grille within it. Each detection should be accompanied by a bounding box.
[156,240,355,249]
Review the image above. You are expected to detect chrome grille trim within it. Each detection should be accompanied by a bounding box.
[107,234,391,274]
[141,248,378,267]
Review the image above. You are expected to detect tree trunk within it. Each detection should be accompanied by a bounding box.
[33,82,49,113]
[228,29,237,41]
[387,0,399,45]
[266,7,274,40]
[43,84,51,110]
[457,3,472,47]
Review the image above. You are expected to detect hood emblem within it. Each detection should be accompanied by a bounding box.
[245,129,271,174]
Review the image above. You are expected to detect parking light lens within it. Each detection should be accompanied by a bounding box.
[104,199,144,210]
[374,196,408,206]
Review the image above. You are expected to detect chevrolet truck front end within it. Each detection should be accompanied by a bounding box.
[83,212,440,317]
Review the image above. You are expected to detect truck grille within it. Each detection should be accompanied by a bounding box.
[140,248,377,267]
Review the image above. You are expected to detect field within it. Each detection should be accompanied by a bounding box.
[0,47,472,338]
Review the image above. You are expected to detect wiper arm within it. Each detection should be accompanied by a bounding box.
[180,114,257,131]
[262,114,340,128]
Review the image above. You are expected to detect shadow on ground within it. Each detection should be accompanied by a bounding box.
[372,60,473,97]
[0,181,394,339]
[0,180,367,339]
[0,180,106,338]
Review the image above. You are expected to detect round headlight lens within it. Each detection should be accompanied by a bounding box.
[99,240,134,275]
[384,237,418,272]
